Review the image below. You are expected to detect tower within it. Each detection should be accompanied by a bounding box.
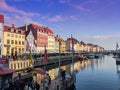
[0,14,4,57]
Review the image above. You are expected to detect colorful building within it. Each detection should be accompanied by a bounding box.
[56,35,66,53]
[3,24,25,56]
[20,24,54,53]
[0,15,4,57]
[46,27,55,53]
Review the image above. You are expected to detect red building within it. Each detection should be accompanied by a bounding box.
[20,24,54,53]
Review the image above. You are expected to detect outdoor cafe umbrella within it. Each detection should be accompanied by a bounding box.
[32,68,46,75]
[0,67,15,75]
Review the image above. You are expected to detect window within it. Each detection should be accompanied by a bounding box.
[7,40,10,44]
[15,35,17,38]
[19,35,21,38]
[0,39,1,43]
[7,33,10,37]
[18,63,19,69]
[14,64,16,69]
[11,40,14,44]
[19,41,21,45]
[21,62,22,68]
[15,40,17,44]
[22,41,24,45]
[11,34,14,37]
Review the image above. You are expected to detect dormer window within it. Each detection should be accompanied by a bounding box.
[21,31,24,34]
[11,29,14,32]
[16,30,18,33]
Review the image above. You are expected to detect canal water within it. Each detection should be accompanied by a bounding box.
[75,55,119,90]
[46,55,119,90]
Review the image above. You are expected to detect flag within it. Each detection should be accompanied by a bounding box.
[44,45,48,65]
[29,49,33,66]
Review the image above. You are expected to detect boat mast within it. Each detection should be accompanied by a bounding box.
[71,34,76,86]
[58,40,61,90]
[116,42,119,56]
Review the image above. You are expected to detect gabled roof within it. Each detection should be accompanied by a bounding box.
[4,24,24,33]
[66,38,79,44]
[31,24,54,34]
[19,23,54,35]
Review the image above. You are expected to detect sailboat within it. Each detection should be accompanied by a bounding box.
[115,42,120,65]
[113,42,119,58]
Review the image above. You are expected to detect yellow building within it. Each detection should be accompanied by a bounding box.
[3,24,25,56]
[60,41,66,53]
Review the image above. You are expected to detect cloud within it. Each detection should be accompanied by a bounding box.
[0,0,40,17]
[71,4,89,12]
[9,0,41,2]
[47,15,64,22]
[92,35,120,40]
[93,35,110,40]
[80,35,120,50]
[69,15,79,20]
[59,0,71,3]
[0,0,41,26]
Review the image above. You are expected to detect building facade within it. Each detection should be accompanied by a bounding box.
[0,15,4,57]
[46,28,55,53]
[20,24,54,53]
[3,24,25,56]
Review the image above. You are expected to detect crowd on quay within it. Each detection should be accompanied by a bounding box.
[2,52,71,61]
[2,73,51,90]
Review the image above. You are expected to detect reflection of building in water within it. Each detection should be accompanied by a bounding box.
[116,60,120,90]
[61,66,67,71]
[47,68,58,80]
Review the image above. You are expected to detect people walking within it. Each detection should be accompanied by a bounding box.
[9,79,15,90]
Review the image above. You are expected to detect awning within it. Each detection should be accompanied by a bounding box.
[0,67,15,75]
[32,68,46,75]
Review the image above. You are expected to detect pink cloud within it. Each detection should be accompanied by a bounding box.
[48,15,64,22]
[69,15,79,20]
[71,4,88,12]
[0,0,40,17]
[3,13,40,26]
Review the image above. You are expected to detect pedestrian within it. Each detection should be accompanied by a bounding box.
[9,79,15,90]
[45,77,49,90]
[48,75,51,85]
[3,79,9,90]
[36,81,40,90]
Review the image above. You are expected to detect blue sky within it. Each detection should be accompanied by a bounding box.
[0,0,120,50]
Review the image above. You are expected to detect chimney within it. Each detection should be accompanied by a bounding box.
[0,14,4,23]
[25,24,28,31]
[12,24,16,28]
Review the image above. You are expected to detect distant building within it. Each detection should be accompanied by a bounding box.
[0,14,4,57]
[66,37,79,52]
[55,35,60,53]
[55,35,66,53]
[3,24,25,56]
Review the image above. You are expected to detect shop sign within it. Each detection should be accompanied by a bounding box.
[0,58,8,64]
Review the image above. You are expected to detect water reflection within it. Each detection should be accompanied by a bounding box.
[47,57,104,81]
[116,58,120,90]
[45,55,120,90]
[75,56,119,90]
